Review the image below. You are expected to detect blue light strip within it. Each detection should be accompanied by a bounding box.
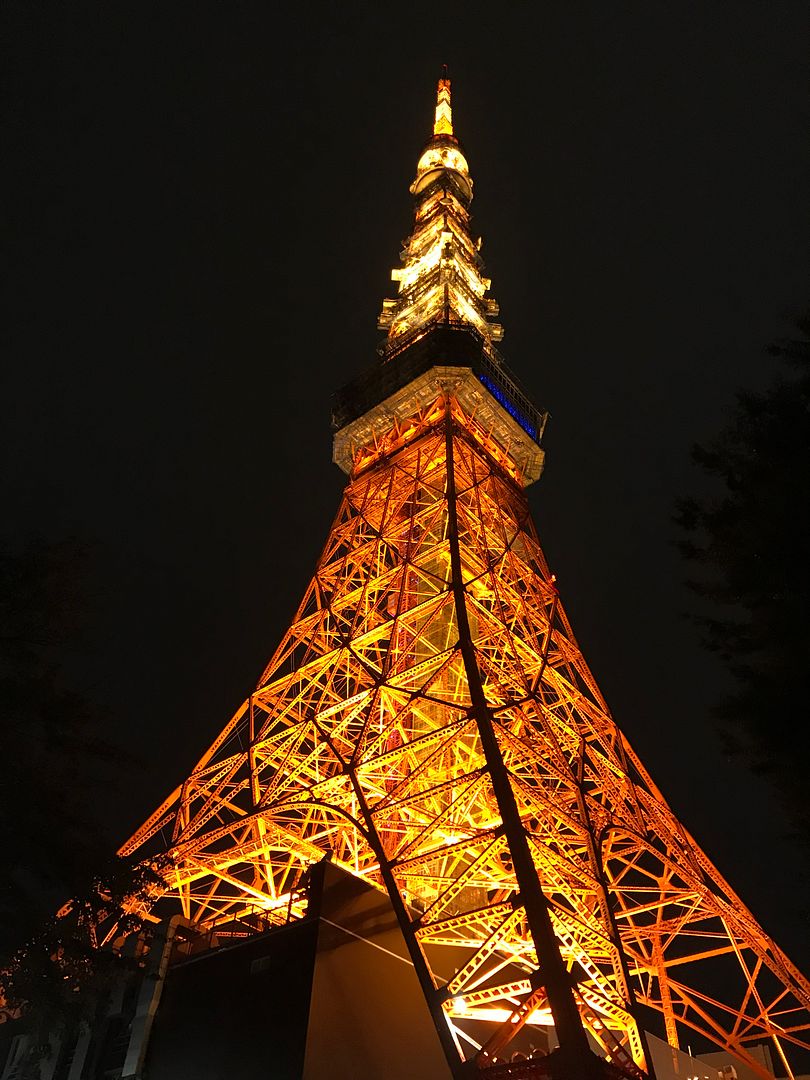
[477,374,538,441]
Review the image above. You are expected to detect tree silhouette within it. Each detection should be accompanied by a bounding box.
[676,314,810,849]
[0,537,159,1068]
[0,538,106,956]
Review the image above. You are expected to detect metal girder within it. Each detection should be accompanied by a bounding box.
[119,400,810,1075]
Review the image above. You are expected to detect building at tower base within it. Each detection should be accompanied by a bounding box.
[0,863,788,1080]
[2,863,452,1080]
[140,861,453,1080]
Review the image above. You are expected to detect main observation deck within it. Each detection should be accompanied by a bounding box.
[332,323,548,486]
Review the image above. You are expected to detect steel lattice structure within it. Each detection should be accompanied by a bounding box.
[120,78,810,1077]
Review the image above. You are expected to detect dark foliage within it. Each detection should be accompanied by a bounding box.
[0,537,110,956]
[0,537,161,1060]
[0,855,166,1068]
[676,315,810,846]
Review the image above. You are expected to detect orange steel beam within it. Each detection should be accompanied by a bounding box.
[119,408,810,1073]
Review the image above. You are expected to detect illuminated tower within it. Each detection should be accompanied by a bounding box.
[120,77,810,1077]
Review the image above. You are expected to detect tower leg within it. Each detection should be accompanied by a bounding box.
[444,413,602,1079]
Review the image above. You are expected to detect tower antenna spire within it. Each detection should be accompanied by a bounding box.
[433,66,454,138]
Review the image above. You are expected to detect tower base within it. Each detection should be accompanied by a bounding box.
[144,861,452,1080]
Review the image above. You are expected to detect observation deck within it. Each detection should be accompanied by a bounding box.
[332,322,548,486]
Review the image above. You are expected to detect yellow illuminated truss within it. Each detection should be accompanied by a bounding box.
[120,80,810,1076]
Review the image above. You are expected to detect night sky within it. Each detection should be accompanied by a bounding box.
[5,3,809,970]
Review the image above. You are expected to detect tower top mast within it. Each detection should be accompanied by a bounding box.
[335,73,547,482]
[378,74,502,350]
[433,68,455,139]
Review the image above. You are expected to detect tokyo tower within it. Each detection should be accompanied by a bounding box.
[119,76,810,1077]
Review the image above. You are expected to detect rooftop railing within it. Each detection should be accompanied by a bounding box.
[333,320,548,446]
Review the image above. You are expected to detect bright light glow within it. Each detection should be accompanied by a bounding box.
[375,75,504,347]
[446,1003,556,1027]
[434,77,453,137]
[416,143,470,181]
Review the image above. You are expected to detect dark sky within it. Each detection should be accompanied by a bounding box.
[4,2,809,969]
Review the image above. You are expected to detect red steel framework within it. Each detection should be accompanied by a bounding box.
[119,78,810,1077]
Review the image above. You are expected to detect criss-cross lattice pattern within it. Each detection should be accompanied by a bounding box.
[122,393,810,1075]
